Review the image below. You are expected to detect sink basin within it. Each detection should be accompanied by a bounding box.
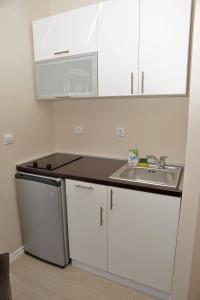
[110,163,183,188]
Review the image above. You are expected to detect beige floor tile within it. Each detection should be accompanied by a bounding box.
[10,254,158,300]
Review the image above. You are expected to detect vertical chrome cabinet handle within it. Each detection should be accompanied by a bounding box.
[110,189,114,210]
[131,72,134,95]
[100,207,103,226]
[141,71,145,94]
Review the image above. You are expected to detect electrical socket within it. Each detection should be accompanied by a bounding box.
[74,126,83,135]
[4,134,14,145]
[116,127,125,137]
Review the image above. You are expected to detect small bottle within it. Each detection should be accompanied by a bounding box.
[128,142,139,166]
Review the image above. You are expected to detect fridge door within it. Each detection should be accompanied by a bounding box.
[15,173,69,267]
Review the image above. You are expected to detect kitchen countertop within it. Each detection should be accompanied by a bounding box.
[16,155,182,197]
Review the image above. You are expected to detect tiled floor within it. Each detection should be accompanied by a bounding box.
[10,254,158,300]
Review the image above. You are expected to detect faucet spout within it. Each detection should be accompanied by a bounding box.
[146,155,162,169]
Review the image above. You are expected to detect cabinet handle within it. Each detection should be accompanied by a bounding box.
[141,71,145,94]
[131,72,134,95]
[55,96,70,99]
[54,50,70,55]
[74,184,93,190]
[100,207,103,226]
[110,189,114,210]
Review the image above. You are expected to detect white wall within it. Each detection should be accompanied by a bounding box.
[49,0,97,13]
[55,97,188,163]
[172,1,200,299]
[0,0,55,254]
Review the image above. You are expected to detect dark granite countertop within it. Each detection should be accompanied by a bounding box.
[16,154,182,197]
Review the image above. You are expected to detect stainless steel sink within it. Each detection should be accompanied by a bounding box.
[110,163,183,188]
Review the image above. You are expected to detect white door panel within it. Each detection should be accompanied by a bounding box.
[98,0,139,96]
[66,180,107,271]
[139,0,191,95]
[108,187,181,293]
[33,4,98,61]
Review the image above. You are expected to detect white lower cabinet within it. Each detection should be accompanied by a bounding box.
[66,180,107,271]
[66,179,181,294]
[107,187,181,293]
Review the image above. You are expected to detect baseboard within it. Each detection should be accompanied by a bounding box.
[10,246,24,263]
[72,260,171,300]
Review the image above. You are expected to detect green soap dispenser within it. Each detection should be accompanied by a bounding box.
[128,142,139,166]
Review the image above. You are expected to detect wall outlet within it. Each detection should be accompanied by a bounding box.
[4,134,13,145]
[74,126,83,135]
[116,127,125,137]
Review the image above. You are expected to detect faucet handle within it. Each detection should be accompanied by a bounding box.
[146,155,153,159]
[159,156,168,167]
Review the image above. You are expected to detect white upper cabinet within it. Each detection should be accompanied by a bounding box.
[33,0,192,98]
[98,0,191,97]
[33,4,98,62]
[98,0,140,97]
[139,0,192,95]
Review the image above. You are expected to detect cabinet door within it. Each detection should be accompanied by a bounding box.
[64,4,98,56]
[108,187,181,293]
[36,53,97,99]
[139,0,191,95]
[66,180,107,271]
[36,58,68,99]
[67,53,97,98]
[33,4,98,62]
[33,15,62,62]
[98,0,139,96]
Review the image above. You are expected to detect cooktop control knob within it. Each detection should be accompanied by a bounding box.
[46,163,52,170]
[33,161,38,168]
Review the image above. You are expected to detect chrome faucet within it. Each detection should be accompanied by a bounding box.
[146,155,167,169]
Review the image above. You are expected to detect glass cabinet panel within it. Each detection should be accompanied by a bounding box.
[67,54,97,97]
[36,53,97,99]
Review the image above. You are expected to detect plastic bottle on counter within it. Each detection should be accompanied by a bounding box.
[128,142,139,166]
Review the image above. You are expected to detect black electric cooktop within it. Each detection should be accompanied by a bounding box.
[26,153,81,170]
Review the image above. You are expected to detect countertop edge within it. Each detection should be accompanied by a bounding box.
[16,164,182,198]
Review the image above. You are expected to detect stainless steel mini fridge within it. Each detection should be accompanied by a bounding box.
[15,172,70,267]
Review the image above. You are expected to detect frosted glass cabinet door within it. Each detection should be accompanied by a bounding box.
[139,0,192,95]
[36,53,97,99]
[98,0,139,97]
[67,53,97,97]
[36,59,68,99]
